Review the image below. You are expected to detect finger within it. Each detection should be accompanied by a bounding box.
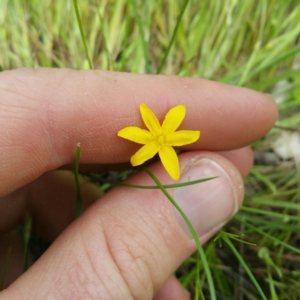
[0,147,251,240]
[28,171,103,241]
[0,68,277,197]
[61,146,253,176]
[0,171,103,236]
[153,275,190,300]
[217,146,253,178]
[32,146,251,243]
[1,151,244,299]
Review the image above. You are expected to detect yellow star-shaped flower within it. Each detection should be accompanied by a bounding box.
[117,103,200,180]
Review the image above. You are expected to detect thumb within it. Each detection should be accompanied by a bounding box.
[1,151,244,300]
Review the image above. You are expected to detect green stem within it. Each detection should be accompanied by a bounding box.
[23,212,32,272]
[142,166,216,300]
[74,144,83,218]
[0,248,11,291]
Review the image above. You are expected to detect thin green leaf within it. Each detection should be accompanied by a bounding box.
[81,172,217,189]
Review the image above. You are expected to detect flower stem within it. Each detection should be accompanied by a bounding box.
[74,144,83,218]
[142,166,216,300]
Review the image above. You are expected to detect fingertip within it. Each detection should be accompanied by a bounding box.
[251,92,278,136]
[217,146,253,178]
[153,276,190,300]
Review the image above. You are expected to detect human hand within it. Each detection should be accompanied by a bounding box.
[0,68,277,299]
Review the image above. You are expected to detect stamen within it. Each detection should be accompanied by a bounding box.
[157,135,165,145]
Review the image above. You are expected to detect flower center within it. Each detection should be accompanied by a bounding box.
[157,135,165,145]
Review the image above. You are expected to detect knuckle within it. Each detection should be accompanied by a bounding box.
[103,223,154,300]
[100,199,178,300]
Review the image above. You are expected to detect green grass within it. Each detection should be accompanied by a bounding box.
[1,0,300,299]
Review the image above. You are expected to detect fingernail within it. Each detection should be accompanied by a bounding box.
[173,158,239,238]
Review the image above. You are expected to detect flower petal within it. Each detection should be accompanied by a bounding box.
[118,126,154,144]
[159,146,180,180]
[140,103,162,136]
[162,105,186,135]
[165,130,200,146]
[131,142,160,166]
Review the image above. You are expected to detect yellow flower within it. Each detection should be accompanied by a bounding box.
[117,103,200,180]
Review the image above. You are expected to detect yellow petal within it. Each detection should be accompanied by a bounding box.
[165,130,200,146]
[140,103,162,136]
[159,146,180,180]
[162,105,186,135]
[118,126,154,144]
[131,141,160,166]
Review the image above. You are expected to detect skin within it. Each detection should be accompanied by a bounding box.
[0,68,277,300]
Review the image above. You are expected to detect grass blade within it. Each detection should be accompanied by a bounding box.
[221,234,267,300]
[250,168,277,194]
[129,0,151,73]
[96,6,112,70]
[194,251,201,300]
[235,215,300,255]
[72,0,93,69]
[156,0,189,74]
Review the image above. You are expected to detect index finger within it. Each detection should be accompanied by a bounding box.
[0,68,277,196]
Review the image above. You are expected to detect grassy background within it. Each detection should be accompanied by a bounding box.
[1,0,300,299]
